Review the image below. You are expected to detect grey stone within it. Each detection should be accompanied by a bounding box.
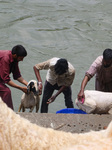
[17,113,112,133]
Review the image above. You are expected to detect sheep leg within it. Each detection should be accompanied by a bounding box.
[29,106,34,112]
[18,104,22,112]
[22,106,25,112]
[36,101,40,113]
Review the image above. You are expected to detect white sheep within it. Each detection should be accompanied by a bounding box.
[75,90,112,114]
[18,80,40,112]
[0,97,112,150]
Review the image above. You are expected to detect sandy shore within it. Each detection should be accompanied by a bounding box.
[17,113,112,133]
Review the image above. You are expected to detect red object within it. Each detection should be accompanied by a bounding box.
[0,50,21,110]
[78,98,85,104]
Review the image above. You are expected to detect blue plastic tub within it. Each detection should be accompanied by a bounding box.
[56,108,87,114]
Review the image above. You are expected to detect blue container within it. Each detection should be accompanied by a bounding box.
[56,108,87,114]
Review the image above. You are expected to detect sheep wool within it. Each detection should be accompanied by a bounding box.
[76,90,112,114]
[0,97,112,150]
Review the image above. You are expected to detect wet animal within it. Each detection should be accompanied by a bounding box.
[18,80,40,112]
[76,90,112,114]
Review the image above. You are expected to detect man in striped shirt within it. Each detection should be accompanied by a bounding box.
[78,48,112,101]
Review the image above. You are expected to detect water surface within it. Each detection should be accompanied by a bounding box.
[0,0,112,113]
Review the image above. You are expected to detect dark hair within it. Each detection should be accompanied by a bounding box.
[12,45,27,57]
[54,58,68,75]
[103,48,112,60]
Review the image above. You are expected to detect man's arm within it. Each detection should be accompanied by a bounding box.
[33,66,42,83]
[77,56,101,100]
[33,66,42,95]
[33,59,52,95]
[47,85,67,104]
[17,76,28,86]
[77,75,89,100]
[7,80,27,93]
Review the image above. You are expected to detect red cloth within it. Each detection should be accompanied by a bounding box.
[0,50,21,83]
[0,83,13,109]
[0,50,21,109]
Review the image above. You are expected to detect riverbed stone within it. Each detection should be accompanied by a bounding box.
[17,113,112,133]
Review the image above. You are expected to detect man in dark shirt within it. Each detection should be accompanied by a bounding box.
[0,45,28,110]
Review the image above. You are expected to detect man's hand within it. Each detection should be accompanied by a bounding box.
[21,87,28,94]
[77,90,85,101]
[47,95,56,104]
[77,90,85,104]
[38,83,43,95]
[7,80,27,94]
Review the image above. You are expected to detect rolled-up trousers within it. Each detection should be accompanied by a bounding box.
[0,83,14,110]
[41,81,74,113]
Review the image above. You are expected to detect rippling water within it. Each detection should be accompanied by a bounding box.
[1,0,112,113]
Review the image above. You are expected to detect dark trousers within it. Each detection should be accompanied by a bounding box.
[41,81,74,113]
[0,83,14,110]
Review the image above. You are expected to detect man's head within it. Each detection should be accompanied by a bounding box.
[54,58,68,75]
[12,45,27,62]
[103,48,112,68]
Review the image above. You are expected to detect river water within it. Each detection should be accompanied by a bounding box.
[1,0,112,113]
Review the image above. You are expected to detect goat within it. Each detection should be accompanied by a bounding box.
[18,80,40,112]
[75,90,112,114]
